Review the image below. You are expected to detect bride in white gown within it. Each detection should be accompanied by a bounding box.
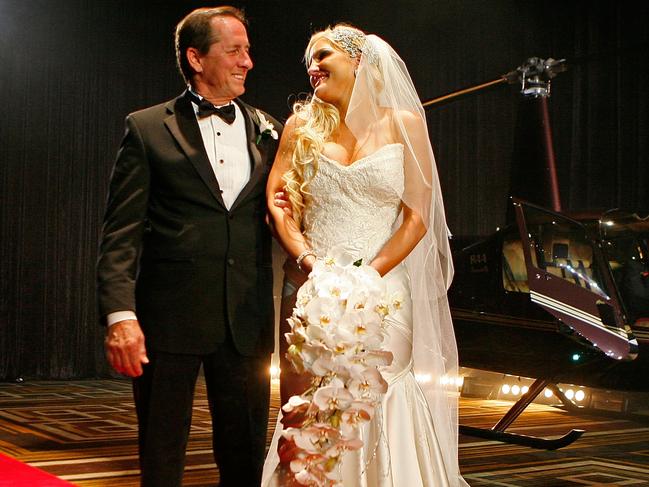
[264,25,468,486]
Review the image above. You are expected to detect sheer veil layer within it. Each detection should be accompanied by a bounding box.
[346,34,465,486]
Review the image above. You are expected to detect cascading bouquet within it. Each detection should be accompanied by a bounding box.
[281,249,401,486]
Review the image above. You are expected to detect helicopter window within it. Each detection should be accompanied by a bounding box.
[603,236,649,322]
[513,203,614,298]
[525,220,609,299]
[543,238,594,288]
[502,236,529,293]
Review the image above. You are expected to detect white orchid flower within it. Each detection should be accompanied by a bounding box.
[313,382,353,411]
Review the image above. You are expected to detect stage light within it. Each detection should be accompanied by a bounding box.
[511,385,521,396]
[417,373,432,384]
[502,384,511,394]
[522,385,529,395]
[270,365,281,381]
[575,390,585,402]
[544,388,553,398]
[572,353,581,362]
[565,389,575,400]
[434,374,464,389]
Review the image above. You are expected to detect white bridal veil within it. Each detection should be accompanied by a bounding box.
[346,34,465,486]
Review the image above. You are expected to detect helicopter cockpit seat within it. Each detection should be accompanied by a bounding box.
[502,236,597,294]
[544,241,595,290]
[503,237,529,293]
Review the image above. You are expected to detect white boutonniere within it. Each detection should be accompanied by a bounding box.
[255,109,278,144]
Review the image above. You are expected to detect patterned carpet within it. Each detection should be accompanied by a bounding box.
[0,379,648,486]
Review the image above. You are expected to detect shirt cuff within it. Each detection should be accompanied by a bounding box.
[107,311,137,327]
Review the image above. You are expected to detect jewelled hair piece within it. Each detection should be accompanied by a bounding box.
[329,26,380,68]
[330,27,365,58]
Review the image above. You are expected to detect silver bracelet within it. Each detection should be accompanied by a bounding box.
[296,249,317,272]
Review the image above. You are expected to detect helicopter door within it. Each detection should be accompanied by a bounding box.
[513,198,638,361]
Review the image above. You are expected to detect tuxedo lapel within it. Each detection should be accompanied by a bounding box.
[164,93,227,209]
[230,99,264,212]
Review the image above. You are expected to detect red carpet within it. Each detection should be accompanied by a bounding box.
[0,453,73,486]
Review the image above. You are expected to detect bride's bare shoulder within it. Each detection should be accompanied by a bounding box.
[275,114,306,149]
[283,114,303,132]
[389,110,427,141]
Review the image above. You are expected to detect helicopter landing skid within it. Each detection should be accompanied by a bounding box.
[459,377,585,450]
[459,424,584,450]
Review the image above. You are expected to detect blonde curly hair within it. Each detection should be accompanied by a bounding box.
[282,24,366,227]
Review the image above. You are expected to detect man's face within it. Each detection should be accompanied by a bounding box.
[193,16,253,103]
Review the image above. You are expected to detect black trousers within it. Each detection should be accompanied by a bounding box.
[133,334,270,487]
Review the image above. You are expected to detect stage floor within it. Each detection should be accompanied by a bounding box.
[1,378,648,486]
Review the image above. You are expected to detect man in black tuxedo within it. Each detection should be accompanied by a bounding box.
[96,7,281,486]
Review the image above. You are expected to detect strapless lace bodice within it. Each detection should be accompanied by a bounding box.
[303,143,404,262]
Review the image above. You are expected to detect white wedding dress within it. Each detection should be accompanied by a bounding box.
[263,143,456,486]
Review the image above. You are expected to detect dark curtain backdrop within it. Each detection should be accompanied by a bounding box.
[1,0,648,379]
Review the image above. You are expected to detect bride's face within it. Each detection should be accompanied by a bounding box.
[307,38,356,107]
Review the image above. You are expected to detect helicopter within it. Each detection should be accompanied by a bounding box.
[424,57,649,449]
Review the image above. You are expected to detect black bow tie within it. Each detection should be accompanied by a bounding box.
[187,92,236,124]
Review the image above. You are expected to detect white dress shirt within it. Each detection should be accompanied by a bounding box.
[194,100,250,209]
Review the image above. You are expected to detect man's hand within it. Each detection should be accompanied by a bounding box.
[274,190,293,217]
[105,319,149,377]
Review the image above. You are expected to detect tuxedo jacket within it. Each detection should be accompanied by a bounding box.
[97,92,282,357]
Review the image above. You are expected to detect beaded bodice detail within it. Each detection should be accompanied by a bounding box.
[303,143,404,262]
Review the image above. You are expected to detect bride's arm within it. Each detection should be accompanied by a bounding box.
[266,116,317,274]
[369,204,426,276]
[370,110,432,276]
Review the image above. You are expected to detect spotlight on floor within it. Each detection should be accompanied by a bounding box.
[270,365,281,381]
